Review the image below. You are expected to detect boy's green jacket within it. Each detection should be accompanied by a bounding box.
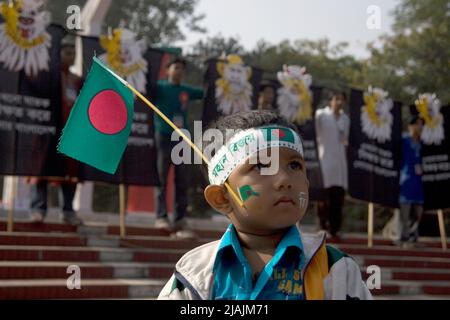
[158,229,373,300]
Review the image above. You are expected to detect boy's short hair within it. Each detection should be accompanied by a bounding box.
[328,90,347,101]
[166,57,187,69]
[61,35,76,49]
[259,80,276,92]
[201,110,301,179]
[409,114,424,126]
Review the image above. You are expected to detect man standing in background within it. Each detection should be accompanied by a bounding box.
[315,91,350,240]
[29,36,83,226]
[153,57,204,239]
[397,115,425,247]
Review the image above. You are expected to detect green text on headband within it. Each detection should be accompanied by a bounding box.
[208,126,304,185]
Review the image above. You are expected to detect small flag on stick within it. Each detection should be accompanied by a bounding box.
[58,57,134,174]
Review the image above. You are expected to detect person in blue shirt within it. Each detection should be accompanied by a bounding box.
[153,57,204,238]
[398,115,425,246]
[158,110,372,300]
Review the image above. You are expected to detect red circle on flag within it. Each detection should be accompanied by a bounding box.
[88,90,128,135]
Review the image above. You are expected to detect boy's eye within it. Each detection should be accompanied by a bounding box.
[290,160,303,171]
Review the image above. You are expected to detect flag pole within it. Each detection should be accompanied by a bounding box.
[437,209,447,251]
[368,202,374,248]
[119,184,126,238]
[7,176,17,233]
[125,83,245,208]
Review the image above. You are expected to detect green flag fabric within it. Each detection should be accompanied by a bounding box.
[58,56,134,174]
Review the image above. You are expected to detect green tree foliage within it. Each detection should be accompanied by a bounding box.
[105,0,206,44]
[246,38,364,93]
[189,34,245,62]
[186,0,448,107]
[47,0,205,45]
[364,0,450,104]
[47,0,87,27]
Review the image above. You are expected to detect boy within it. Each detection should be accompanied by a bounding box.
[158,110,372,300]
[398,115,425,246]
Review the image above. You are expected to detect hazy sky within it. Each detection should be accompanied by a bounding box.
[178,0,401,59]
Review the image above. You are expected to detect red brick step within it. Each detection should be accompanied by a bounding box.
[0,232,86,247]
[0,279,165,299]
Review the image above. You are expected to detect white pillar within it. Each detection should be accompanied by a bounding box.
[1,176,30,211]
[73,0,112,76]
[72,0,112,213]
[73,181,94,214]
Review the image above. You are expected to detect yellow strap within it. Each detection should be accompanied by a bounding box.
[304,242,329,300]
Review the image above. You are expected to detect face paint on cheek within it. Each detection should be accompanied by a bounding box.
[238,185,260,202]
[299,192,307,209]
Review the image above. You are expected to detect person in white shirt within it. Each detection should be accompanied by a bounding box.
[315,91,350,240]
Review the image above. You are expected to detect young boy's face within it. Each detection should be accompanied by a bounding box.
[205,147,309,234]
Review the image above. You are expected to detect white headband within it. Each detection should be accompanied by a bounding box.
[208,126,304,185]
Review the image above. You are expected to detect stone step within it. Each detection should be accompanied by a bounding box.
[2,277,450,298]
[0,221,77,234]
[2,219,450,299]
[0,278,166,299]
[0,230,209,250]
[336,244,450,260]
[371,280,450,296]
[2,219,447,249]
[3,242,450,267]
[360,267,450,282]
[107,225,225,239]
[3,231,448,262]
[389,268,450,282]
[360,255,450,269]
[375,295,450,300]
[0,232,87,247]
[0,261,174,280]
[4,259,450,286]
[2,262,450,298]
[0,245,185,263]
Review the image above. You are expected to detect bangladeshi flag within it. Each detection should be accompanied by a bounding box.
[58,56,134,174]
[261,127,296,143]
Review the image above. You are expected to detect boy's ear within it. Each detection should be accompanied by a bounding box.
[204,185,233,216]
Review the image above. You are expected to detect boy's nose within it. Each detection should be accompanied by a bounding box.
[274,169,293,190]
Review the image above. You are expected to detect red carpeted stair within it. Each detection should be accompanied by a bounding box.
[0,219,449,299]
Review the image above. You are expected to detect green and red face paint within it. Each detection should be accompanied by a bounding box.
[238,185,260,202]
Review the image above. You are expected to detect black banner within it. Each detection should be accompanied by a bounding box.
[348,89,402,208]
[79,34,162,186]
[273,85,324,201]
[0,23,65,177]
[296,87,324,201]
[202,56,263,126]
[410,103,450,210]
